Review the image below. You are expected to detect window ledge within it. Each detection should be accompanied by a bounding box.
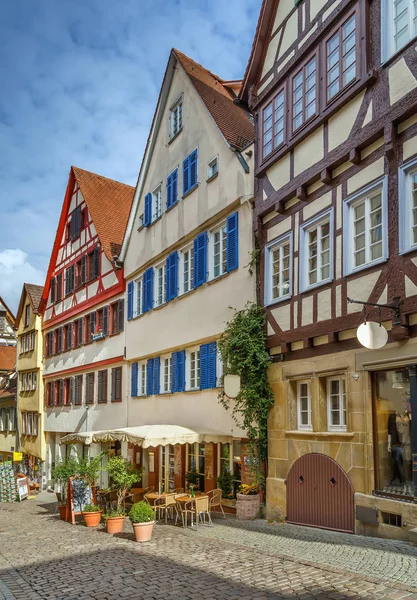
[153,302,167,312]
[206,172,219,184]
[300,277,333,295]
[206,272,229,286]
[151,215,163,226]
[344,256,388,278]
[381,35,417,68]
[285,430,354,438]
[166,200,179,214]
[182,184,198,200]
[168,128,183,145]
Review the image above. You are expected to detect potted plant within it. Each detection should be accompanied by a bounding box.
[103,456,143,534]
[217,470,236,507]
[185,468,200,491]
[129,501,155,542]
[236,483,260,520]
[82,503,102,527]
[51,455,79,520]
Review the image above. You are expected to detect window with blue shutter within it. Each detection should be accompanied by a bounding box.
[127,281,134,320]
[131,363,138,397]
[143,267,154,313]
[199,342,217,389]
[144,193,152,227]
[166,251,178,301]
[183,149,198,195]
[226,212,239,272]
[176,350,186,392]
[166,169,178,209]
[146,359,154,395]
[153,357,160,395]
[171,352,178,393]
[193,232,207,288]
[199,344,208,390]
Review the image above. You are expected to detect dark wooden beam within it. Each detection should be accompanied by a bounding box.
[303,337,314,349]
[320,168,332,184]
[349,148,361,165]
[275,201,285,214]
[296,185,307,202]
[328,331,339,344]
[384,123,397,158]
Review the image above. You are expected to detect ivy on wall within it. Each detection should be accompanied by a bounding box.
[218,302,274,487]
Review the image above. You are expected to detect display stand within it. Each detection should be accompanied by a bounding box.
[66,477,97,524]
[0,462,17,502]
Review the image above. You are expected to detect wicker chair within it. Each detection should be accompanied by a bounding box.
[207,488,226,518]
[191,496,213,529]
[157,493,178,523]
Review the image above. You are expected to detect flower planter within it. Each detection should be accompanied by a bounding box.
[132,521,155,542]
[221,498,236,508]
[82,511,102,527]
[105,516,125,534]
[58,505,67,521]
[236,493,260,520]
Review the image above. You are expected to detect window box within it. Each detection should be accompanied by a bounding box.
[91,332,105,341]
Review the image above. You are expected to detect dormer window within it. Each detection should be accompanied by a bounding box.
[169,96,183,139]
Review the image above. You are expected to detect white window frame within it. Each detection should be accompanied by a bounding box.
[33,413,39,436]
[399,156,417,254]
[152,184,162,222]
[135,276,143,317]
[209,221,227,280]
[327,377,347,432]
[186,346,200,391]
[154,262,166,308]
[297,380,312,431]
[179,244,194,295]
[161,355,172,393]
[169,95,183,139]
[381,0,417,62]
[265,231,293,306]
[207,155,219,180]
[27,373,32,391]
[138,362,147,396]
[32,372,37,391]
[343,177,388,276]
[299,209,333,293]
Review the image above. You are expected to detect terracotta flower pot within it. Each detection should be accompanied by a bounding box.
[58,505,67,521]
[106,516,125,534]
[132,521,155,542]
[236,493,260,520]
[82,511,102,527]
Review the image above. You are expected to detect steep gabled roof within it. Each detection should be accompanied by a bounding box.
[173,50,254,150]
[15,283,43,326]
[0,346,15,372]
[0,297,15,328]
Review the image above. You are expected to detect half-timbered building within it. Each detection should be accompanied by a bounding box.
[241,0,417,540]
[0,298,17,463]
[40,167,134,482]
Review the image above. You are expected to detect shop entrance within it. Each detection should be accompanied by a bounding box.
[286,453,354,533]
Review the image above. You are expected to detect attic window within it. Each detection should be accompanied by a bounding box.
[169,96,183,140]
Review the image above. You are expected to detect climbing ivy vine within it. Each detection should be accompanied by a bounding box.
[218,302,274,487]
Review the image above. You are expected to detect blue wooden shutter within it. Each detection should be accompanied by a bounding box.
[208,342,217,388]
[153,357,160,395]
[143,267,154,312]
[170,352,178,393]
[131,363,138,397]
[183,156,190,195]
[172,168,178,205]
[199,344,208,390]
[127,281,134,320]
[166,251,178,301]
[190,149,198,188]
[193,232,207,288]
[146,359,154,395]
[144,193,152,227]
[226,212,239,272]
[166,173,172,209]
[176,350,186,392]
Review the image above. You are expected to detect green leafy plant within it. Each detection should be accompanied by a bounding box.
[238,483,258,496]
[106,456,144,516]
[82,503,101,513]
[218,302,274,491]
[217,470,235,499]
[51,450,105,503]
[185,469,200,487]
[129,501,155,524]
[103,509,125,519]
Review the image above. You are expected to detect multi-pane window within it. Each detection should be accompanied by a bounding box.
[297,381,312,430]
[135,277,143,317]
[154,264,166,307]
[207,156,219,179]
[327,378,347,431]
[187,348,200,390]
[266,234,291,304]
[344,180,386,273]
[399,159,417,253]
[301,213,332,291]
[211,223,227,279]
[383,0,417,60]
[152,185,162,222]
[181,246,194,294]
[170,98,183,138]
[326,13,357,101]
[292,56,317,132]
[111,300,124,334]
[162,356,172,393]
[139,363,147,396]
[262,89,285,158]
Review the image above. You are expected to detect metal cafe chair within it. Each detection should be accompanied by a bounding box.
[158,493,178,523]
[189,496,213,530]
[207,488,226,519]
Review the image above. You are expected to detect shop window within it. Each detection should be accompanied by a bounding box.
[186,443,205,492]
[374,369,413,498]
[297,380,312,430]
[160,445,175,492]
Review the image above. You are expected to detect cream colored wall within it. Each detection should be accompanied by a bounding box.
[0,398,17,456]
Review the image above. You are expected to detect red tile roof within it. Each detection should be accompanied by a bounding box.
[72,167,135,262]
[0,346,16,371]
[173,50,254,150]
[25,284,43,313]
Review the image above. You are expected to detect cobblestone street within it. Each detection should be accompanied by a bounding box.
[1,494,417,600]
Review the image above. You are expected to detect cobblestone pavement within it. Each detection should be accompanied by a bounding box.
[0,494,417,600]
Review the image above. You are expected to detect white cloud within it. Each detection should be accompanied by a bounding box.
[0,249,45,313]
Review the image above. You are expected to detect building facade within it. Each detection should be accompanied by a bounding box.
[40,167,134,482]
[0,298,17,462]
[16,284,46,487]
[119,49,256,493]
[241,0,417,539]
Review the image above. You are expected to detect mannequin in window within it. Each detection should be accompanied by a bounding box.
[387,412,406,485]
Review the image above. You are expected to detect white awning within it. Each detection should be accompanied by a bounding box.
[59,425,233,447]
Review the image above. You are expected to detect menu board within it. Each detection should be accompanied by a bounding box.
[17,477,29,501]
[174,445,182,476]
[204,444,214,481]
[66,477,96,524]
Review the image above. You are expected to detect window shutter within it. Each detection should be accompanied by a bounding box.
[143,268,154,312]
[176,350,186,392]
[146,359,154,395]
[111,369,115,401]
[226,212,239,272]
[144,193,152,227]
[65,269,69,296]
[166,173,172,209]
[199,344,208,390]
[118,300,124,332]
[153,357,160,395]
[171,352,178,393]
[193,232,207,288]
[166,251,178,301]
[190,149,198,188]
[172,169,178,206]
[51,278,56,303]
[131,363,138,397]
[81,256,86,284]
[69,378,74,404]
[208,342,217,388]
[183,156,190,195]
[94,247,100,278]
[103,306,109,335]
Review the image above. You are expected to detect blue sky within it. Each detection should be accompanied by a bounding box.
[0,0,260,313]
